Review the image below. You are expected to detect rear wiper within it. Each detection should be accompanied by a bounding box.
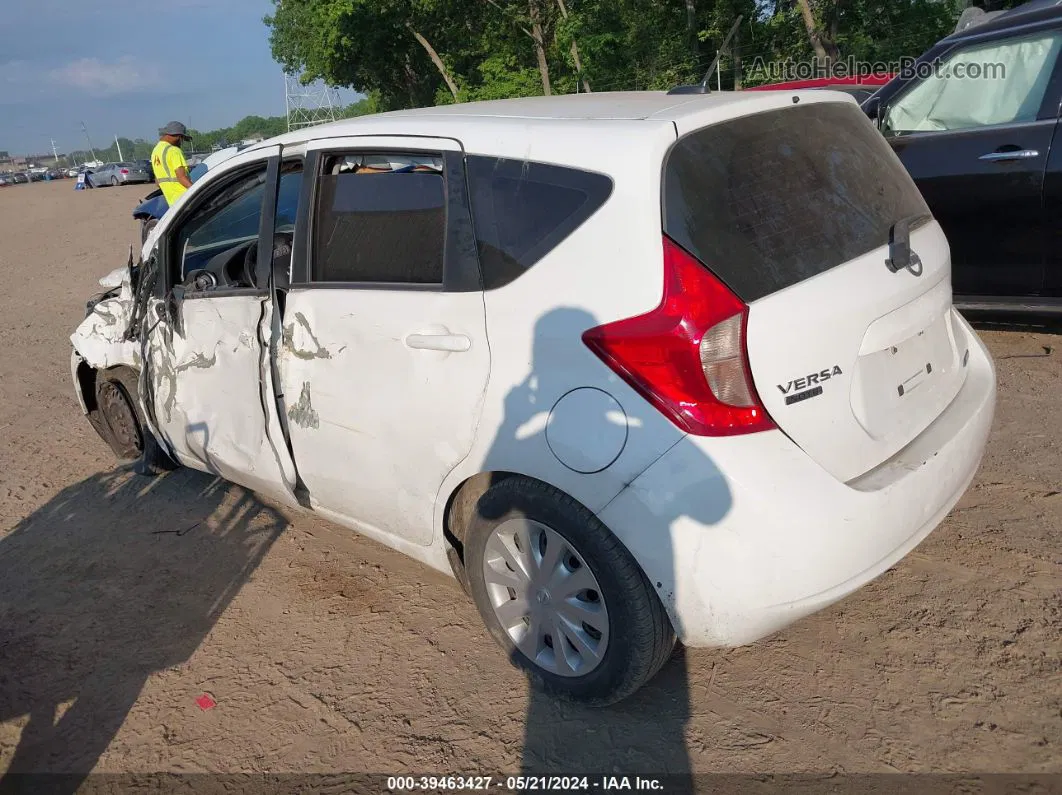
[885,213,932,274]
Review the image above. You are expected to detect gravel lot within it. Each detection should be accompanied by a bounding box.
[0,181,1059,781]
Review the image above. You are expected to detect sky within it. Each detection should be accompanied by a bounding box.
[0,0,361,157]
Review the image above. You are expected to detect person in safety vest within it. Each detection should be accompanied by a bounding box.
[151,121,193,207]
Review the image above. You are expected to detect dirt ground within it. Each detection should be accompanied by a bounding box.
[0,180,1058,782]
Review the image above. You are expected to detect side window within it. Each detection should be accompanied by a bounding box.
[275,161,303,234]
[883,31,1062,134]
[272,160,303,279]
[312,152,446,284]
[172,166,267,281]
[465,156,613,290]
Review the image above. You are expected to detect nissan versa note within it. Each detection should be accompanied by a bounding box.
[70,89,996,705]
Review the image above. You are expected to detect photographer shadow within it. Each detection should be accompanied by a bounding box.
[476,307,734,787]
[0,467,287,793]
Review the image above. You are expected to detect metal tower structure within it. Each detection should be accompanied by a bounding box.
[284,73,342,132]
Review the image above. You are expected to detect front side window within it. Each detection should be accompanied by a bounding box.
[312,152,446,284]
[883,31,1062,134]
[271,161,303,280]
[275,162,303,234]
[173,167,267,280]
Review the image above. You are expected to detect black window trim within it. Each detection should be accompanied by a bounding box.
[290,143,481,293]
[158,154,280,301]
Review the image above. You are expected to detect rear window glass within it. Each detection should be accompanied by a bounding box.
[466,156,613,290]
[663,101,930,302]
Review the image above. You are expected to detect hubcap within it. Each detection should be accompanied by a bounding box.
[482,518,609,677]
[97,381,142,459]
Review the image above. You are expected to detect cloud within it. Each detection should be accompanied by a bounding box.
[1,60,31,84]
[49,56,161,96]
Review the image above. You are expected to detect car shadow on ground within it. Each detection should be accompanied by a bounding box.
[0,467,286,793]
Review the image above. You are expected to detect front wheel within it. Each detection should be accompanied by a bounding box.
[94,367,178,476]
[465,477,675,706]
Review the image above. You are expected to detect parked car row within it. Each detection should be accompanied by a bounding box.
[0,163,153,186]
[84,161,153,188]
[0,169,70,185]
[0,161,157,188]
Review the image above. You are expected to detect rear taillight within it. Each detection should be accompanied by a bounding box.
[582,235,775,436]
[120,168,129,174]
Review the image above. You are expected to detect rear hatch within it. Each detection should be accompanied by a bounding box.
[663,97,968,482]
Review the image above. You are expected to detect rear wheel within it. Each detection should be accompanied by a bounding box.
[465,477,674,706]
[94,367,177,476]
[110,177,119,187]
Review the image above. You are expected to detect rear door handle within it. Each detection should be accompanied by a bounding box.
[979,149,1039,162]
[405,331,471,352]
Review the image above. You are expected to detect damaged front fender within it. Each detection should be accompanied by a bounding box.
[70,267,141,373]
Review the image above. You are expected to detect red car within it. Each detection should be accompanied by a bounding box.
[746,75,894,104]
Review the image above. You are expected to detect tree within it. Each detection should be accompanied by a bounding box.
[264,0,978,103]
[528,0,553,94]
[795,0,840,64]
[266,0,487,110]
[555,0,591,92]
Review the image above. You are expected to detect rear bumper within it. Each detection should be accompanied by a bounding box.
[597,312,996,647]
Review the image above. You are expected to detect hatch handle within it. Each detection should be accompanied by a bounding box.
[885,214,931,275]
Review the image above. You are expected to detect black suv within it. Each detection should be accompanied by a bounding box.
[865,0,1062,316]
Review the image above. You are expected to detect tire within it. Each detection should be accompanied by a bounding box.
[465,476,675,706]
[94,367,178,476]
[110,177,119,187]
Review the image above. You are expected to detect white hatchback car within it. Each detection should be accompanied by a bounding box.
[71,90,996,705]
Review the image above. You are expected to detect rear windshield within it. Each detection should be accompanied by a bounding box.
[663,101,930,302]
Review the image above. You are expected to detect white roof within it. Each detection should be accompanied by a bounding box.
[245,89,854,165]
[369,91,758,120]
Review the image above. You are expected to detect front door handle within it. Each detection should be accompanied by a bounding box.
[405,331,472,352]
[979,149,1039,162]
